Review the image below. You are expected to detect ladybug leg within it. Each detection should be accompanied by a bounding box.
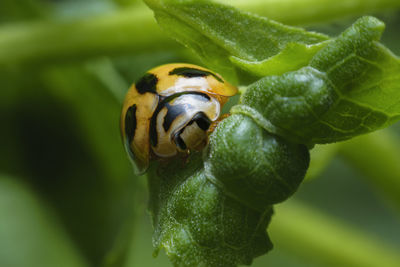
[181,151,191,166]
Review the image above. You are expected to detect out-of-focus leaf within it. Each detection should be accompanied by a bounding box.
[0,68,45,176]
[0,174,88,267]
[39,62,136,265]
[51,0,118,18]
[271,200,400,267]
[0,6,177,69]
[112,51,190,84]
[306,144,340,180]
[0,0,48,22]
[113,0,141,7]
[41,64,131,182]
[85,58,129,107]
[339,129,400,210]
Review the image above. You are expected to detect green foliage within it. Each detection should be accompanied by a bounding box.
[148,114,309,266]
[145,0,400,266]
[338,129,400,210]
[217,0,400,26]
[144,0,328,83]
[230,41,330,78]
[270,200,400,267]
[0,0,47,22]
[0,58,142,266]
[148,154,274,267]
[0,6,176,69]
[238,16,400,145]
[1,1,400,267]
[205,115,309,211]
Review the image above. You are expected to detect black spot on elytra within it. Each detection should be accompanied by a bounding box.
[191,92,211,101]
[150,92,213,147]
[192,112,211,131]
[150,104,162,147]
[163,104,185,132]
[162,93,211,132]
[174,133,187,150]
[124,105,137,153]
[135,73,158,94]
[169,67,224,83]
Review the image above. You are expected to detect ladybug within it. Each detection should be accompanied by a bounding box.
[121,63,238,175]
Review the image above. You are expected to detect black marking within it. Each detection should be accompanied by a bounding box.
[192,112,211,131]
[174,133,187,150]
[189,92,211,101]
[135,73,158,94]
[163,104,186,132]
[124,104,137,154]
[150,92,213,147]
[149,106,160,147]
[169,67,224,83]
[162,93,211,132]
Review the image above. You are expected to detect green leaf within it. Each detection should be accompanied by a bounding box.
[233,66,335,145]
[147,114,309,266]
[143,1,400,266]
[205,115,310,211]
[148,157,274,267]
[144,0,328,83]
[230,41,330,77]
[222,0,400,26]
[236,16,400,145]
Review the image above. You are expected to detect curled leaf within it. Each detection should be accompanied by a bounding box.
[144,1,400,266]
[147,114,309,266]
[205,114,309,211]
[236,16,400,145]
[230,41,330,77]
[145,0,328,83]
[148,154,274,267]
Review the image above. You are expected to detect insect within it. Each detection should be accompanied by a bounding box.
[120,63,238,175]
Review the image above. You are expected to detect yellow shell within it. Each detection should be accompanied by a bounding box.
[121,63,237,175]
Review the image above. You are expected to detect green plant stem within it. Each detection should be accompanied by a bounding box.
[0,6,177,68]
[338,129,400,211]
[270,200,400,267]
[221,0,400,25]
[1,0,400,68]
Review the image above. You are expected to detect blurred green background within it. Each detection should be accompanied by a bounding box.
[1,0,399,267]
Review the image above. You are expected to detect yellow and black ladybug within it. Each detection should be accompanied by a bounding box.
[121,63,238,175]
